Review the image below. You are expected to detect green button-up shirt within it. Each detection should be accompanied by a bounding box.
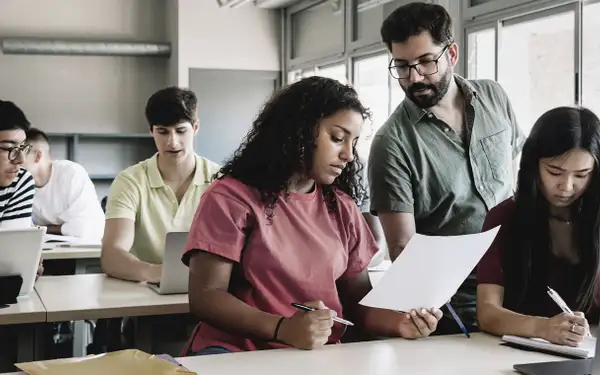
[368,75,526,326]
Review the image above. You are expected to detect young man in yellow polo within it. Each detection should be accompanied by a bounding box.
[101,87,220,283]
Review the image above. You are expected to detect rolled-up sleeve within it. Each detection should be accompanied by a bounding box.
[182,184,252,266]
[368,135,414,215]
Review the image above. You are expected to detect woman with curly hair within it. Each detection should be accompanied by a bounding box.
[181,76,442,355]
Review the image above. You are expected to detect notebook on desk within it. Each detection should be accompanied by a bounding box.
[512,323,600,375]
[43,234,101,249]
[503,335,596,359]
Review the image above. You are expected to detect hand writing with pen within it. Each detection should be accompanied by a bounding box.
[541,286,592,346]
[534,312,590,347]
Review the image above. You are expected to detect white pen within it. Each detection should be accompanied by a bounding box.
[546,286,573,314]
[547,286,591,337]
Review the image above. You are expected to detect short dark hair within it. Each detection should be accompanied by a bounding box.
[145,87,198,129]
[0,100,31,132]
[26,127,49,144]
[381,2,453,51]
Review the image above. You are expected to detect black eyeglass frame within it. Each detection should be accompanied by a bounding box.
[388,41,454,80]
[0,143,33,161]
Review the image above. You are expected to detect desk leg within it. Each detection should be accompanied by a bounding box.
[134,316,154,354]
[75,259,87,274]
[70,259,100,356]
[72,320,88,357]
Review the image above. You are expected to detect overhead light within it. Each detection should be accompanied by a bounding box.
[216,0,254,8]
[357,0,390,12]
[254,0,299,8]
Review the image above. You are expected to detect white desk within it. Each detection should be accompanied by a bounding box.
[0,293,45,326]
[35,274,189,357]
[41,247,101,274]
[178,333,566,375]
[368,260,390,286]
[35,274,189,322]
[35,274,188,321]
[0,333,572,375]
[41,247,100,261]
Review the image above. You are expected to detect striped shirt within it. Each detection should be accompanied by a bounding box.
[0,168,35,228]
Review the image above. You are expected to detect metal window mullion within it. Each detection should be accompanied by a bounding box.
[575,0,583,106]
[494,20,501,82]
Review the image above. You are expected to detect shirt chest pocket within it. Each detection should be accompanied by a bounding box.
[480,128,511,182]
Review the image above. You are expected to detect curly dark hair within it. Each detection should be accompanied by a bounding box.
[215,76,371,223]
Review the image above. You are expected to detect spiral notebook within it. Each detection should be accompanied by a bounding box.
[502,335,596,359]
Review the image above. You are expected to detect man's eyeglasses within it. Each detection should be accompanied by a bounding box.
[0,143,32,161]
[388,41,453,80]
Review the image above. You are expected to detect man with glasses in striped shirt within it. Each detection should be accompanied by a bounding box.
[0,100,35,229]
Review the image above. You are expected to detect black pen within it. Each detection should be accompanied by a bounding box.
[291,303,354,326]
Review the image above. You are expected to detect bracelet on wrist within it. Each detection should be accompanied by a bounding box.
[273,316,285,342]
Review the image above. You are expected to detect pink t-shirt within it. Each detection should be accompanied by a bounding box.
[182,177,378,353]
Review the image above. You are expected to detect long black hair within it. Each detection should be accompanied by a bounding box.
[215,76,371,222]
[504,106,600,312]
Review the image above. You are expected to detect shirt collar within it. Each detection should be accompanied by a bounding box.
[404,74,478,123]
[147,153,208,188]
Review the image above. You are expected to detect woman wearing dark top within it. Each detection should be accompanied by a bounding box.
[476,106,600,347]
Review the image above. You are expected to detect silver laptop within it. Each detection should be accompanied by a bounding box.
[0,226,46,296]
[514,324,600,375]
[147,231,189,295]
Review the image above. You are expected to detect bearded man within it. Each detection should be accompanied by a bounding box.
[368,2,526,335]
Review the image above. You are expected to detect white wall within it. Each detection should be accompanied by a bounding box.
[173,0,281,87]
[0,0,282,130]
[166,0,180,88]
[0,0,168,133]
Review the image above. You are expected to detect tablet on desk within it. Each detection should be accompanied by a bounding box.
[0,227,46,296]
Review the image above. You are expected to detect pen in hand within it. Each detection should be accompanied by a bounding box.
[290,303,354,326]
[546,286,591,337]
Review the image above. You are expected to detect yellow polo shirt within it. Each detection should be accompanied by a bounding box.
[105,153,220,264]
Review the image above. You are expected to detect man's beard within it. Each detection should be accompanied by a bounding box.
[404,67,452,109]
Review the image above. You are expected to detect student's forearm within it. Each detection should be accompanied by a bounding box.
[356,306,406,337]
[389,245,405,261]
[101,247,158,282]
[478,303,546,338]
[190,289,282,341]
[46,224,62,235]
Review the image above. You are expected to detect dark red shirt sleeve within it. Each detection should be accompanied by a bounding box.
[476,198,516,286]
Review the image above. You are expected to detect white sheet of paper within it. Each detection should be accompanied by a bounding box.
[43,234,101,248]
[359,226,500,311]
